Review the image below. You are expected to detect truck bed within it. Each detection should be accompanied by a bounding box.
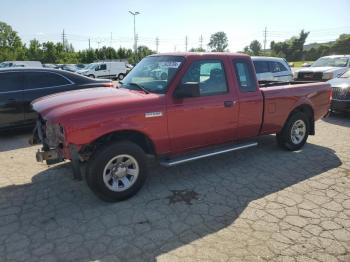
[259,82,331,135]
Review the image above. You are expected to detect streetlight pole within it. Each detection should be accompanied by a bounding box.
[129,11,140,53]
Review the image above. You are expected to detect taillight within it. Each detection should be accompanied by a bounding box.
[103,82,114,88]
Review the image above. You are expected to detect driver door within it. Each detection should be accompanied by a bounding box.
[96,63,107,78]
[167,59,239,154]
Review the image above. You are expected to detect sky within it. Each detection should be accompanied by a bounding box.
[1,0,350,53]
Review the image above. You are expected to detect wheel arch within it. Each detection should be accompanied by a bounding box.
[79,129,157,161]
[286,104,315,135]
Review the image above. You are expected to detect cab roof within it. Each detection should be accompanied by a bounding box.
[150,52,250,59]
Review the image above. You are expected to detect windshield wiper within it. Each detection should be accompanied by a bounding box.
[127,82,150,94]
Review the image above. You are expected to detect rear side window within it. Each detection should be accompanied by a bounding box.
[233,61,257,92]
[0,72,23,92]
[253,61,269,73]
[25,72,70,89]
[269,61,288,73]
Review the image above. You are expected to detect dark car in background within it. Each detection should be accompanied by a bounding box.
[328,69,350,112]
[0,68,113,130]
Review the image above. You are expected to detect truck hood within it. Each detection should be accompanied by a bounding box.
[32,87,154,123]
[297,67,346,74]
[328,77,350,88]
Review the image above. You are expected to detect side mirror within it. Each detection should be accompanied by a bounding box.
[95,66,100,71]
[174,82,200,98]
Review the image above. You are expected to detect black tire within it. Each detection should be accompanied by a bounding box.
[88,74,95,78]
[86,141,148,202]
[118,73,125,80]
[276,112,309,151]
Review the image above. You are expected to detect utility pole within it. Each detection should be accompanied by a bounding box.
[110,32,113,47]
[156,37,159,53]
[199,34,203,49]
[129,11,140,53]
[62,29,66,50]
[263,27,267,52]
[135,34,138,52]
[88,38,91,49]
[185,36,188,51]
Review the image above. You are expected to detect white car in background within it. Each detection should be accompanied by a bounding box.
[77,61,127,80]
[0,61,42,68]
[294,55,350,81]
[252,56,293,82]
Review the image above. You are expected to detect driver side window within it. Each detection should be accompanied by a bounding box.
[181,60,228,96]
[95,64,106,71]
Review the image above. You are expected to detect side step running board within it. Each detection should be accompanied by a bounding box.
[160,142,258,167]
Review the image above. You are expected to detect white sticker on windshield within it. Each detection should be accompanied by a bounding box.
[159,61,181,68]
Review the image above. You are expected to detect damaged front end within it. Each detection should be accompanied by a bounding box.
[31,115,65,165]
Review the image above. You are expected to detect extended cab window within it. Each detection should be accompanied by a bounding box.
[234,61,257,92]
[181,60,228,96]
[0,72,23,92]
[25,72,70,89]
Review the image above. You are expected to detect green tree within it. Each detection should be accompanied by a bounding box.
[331,34,350,54]
[208,32,228,52]
[243,40,262,56]
[270,30,309,61]
[249,40,262,55]
[116,47,133,59]
[189,47,206,52]
[0,21,25,61]
[41,41,59,63]
[130,45,155,64]
[26,39,43,61]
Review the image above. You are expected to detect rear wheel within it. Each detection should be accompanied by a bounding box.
[276,112,309,151]
[86,141,148,202]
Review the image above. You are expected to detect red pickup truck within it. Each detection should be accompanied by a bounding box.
[32,53,331,202]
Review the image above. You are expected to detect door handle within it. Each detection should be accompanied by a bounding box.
[224,101,234,107]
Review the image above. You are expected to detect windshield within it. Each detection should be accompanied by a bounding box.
[85,63,98,70]
[340,69,350,78]
[0,62,12,68]
[311,57,349,67]
[121,56,184,94]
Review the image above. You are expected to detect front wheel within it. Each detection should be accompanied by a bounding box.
[276,112,309,151]
[88,74,95,78]
[86,141,148,202]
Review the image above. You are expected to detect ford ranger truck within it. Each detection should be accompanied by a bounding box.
[31,53,332,202]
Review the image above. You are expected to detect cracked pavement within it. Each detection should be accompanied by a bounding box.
[0,114,349,262]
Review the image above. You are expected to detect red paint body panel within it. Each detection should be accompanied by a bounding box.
[31,53,332,160]
[260,82,331,134]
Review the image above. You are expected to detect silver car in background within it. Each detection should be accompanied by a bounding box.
[252,56,293,82]
[294,55,350,81]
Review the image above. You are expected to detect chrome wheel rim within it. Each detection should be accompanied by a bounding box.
[103,154,139,192]
[291,119,306,144]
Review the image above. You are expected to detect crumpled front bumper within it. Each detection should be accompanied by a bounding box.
[31,118,65,164]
